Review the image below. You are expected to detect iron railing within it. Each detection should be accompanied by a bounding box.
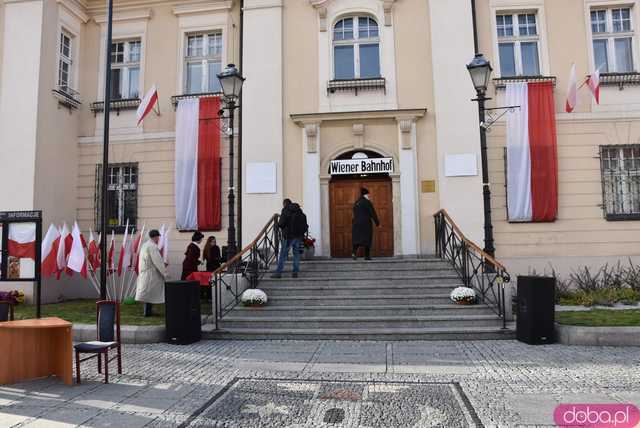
[210,214,280,329]
[434,209,510,329]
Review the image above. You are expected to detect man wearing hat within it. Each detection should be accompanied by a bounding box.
[136,229,167,316]
[352,188,380,260]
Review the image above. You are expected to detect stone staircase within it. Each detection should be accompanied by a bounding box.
[204,257,515,340]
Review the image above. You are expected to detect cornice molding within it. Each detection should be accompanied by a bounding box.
[172,0,233,16]
[291,108,426,125]
[93,8,152,24]
[57,0,90,23]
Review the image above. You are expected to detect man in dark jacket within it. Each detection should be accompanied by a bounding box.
[271,199,308,278]
[352,188,380,260]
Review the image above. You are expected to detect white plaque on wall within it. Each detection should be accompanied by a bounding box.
[444,154,478,177]
[246,162,277,194]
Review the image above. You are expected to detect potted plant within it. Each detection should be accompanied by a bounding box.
[450,287,477,305]
[0,290,25,305]
[301,236,316,260]
[240,288,268,307]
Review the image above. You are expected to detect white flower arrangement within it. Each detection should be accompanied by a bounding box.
[241,288,268,306]
[450,287,477,305]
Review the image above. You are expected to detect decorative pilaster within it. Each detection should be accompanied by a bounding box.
[352,123,365,148]
[396,116,420,255]
[305,124,319,152]
[398,118,413,149]
[301,121,323,256]
[383,0,394,26]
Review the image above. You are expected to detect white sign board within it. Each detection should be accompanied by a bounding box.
[330,158,394,176]
[444,154,478,177]
[246,162,277,194]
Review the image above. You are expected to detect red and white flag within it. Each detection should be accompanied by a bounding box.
[175,97,222,230]
[132,223,146,274]
[87,230,100,271]
[117,221,132,276]
[41,224,61,277]
[160,226,170,264]
[7,223,36,260]
[587,66,601,104]
[67,222,87,278]
[565,63,578,113]
[56,223,72,278]
[506,82,558,222]
[136,85,159,126]
[107,230,116,273]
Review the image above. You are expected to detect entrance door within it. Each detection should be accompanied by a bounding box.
[329,177,394,257]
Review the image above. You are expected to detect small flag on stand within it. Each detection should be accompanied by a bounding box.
[136,85,159,126]
[41,224,61,277]
[565,64,577,113]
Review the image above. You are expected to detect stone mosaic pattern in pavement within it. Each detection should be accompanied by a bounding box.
[0,340,637,427]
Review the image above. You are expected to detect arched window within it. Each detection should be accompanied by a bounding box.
[333,16,380,80]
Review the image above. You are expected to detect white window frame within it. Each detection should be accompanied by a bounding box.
[494,11,542,76]
[183,32,223,94]
[600,145,640,218]
[589,6,636,72]
[110,39,142,100]
[58,30,74,91]
[332,15,381,80]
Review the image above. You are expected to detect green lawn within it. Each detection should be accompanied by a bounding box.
[556,309,640,327]
[14,299,213,326]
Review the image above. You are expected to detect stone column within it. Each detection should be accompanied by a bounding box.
[397,117,420,256]
[303,122,323,256]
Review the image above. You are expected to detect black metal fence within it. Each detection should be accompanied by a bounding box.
[434,210,510,329]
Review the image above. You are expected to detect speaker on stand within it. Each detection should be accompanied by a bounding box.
[165,280,201,345]
[516,276,556,345]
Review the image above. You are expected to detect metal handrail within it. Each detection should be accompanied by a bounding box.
[210,214,281,329]
[433,209,510,329]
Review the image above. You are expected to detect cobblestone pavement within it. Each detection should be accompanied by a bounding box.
[0,340,638,427]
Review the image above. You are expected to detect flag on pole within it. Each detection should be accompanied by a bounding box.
[67,222,88,278]
[175,98,222,230]
[56,223,71,278]
[132,223,146,274]
[88,230,100,270]
[7,223,36,260]
[41,224,61,277]
[117,221,132,276]
[587,66,601,104]
[107,230,116,273]
[161,226,170,264]
[137,85,159,126]
[565,63,578,113]
[506,82,559,222]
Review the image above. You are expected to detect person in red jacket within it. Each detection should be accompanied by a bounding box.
[181,231,204,280]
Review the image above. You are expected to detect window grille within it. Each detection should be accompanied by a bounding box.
[600,145,640,220]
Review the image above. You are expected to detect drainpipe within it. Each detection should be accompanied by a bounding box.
[237,0,244,249]
[471,0,479,54]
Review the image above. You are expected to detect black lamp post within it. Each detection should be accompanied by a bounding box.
[466,53,496,259]
[217,64,245,260]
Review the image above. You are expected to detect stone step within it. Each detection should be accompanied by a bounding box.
[266,294,455,306]
[273,269,458,279]
[219,314,503,329]
[259,277,463,286]
[260,283,457,297]
[280,261,452,272]
[231,304,495,317]
[204,326,516,341]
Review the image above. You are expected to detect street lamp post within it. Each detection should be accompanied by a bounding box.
[217,64,245,260]
[466,53,496,259]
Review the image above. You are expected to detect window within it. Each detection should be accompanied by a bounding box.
[95,164,138,232]
[58,31,73,92]
[333,16,381,80]
[110,40,141,100]
[600,145,640,219]
[591,8,635,73]
[496,13,541,77]
[184,33,222,94]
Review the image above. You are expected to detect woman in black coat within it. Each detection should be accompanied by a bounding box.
[203,236,222,272]
[352,188,380,260]
[181,231,204,280]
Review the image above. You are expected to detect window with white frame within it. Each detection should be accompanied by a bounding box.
[496,12,541,77]
[591,7,635,73]
[110,40,141,100]
[58,31,73,92]
[184,32,223,94]
[600,145,640,219]
[333,16,381,80]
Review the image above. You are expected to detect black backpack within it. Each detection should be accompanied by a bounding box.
[290,209,309,237]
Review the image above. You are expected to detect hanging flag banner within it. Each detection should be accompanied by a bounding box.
[330,158,394,176]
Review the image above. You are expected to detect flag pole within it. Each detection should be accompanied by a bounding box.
[100,0,114,301]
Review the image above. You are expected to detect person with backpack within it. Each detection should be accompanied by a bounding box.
[271,198,308,278]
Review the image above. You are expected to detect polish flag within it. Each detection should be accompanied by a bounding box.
[87,230,100,271]
[107,230,115,273]
[136,85,158,126]
[565,63,578,113]
[161,226,170,264]
[117,221,132,276]
[41,224,61,277]
[587,66,601,104]
[132,223,145,274]
[175,97,222,230]
[7,223,36,260]
[56,223,71,278]
[506,82,558,222]
[67,222,87,278]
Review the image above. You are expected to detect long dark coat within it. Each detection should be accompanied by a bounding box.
[181,243,200,280]
[352,196,380,247]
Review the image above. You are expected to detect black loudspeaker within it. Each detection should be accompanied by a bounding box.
[165,280,201,345]
[516,276,556,345]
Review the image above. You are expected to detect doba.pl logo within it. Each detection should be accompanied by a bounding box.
[554,404,640,427]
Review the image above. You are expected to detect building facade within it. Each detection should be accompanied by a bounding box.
[1,0,640,300]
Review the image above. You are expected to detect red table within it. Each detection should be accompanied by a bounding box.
[186,272,214,286]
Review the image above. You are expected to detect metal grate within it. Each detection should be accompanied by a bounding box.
[327,77,386,95]
[90,98,141,115]
[600,145,640,220]
[171,92,222,109]
[493,75,556,89]
[52,86,82,109]
[599,72,640,89]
